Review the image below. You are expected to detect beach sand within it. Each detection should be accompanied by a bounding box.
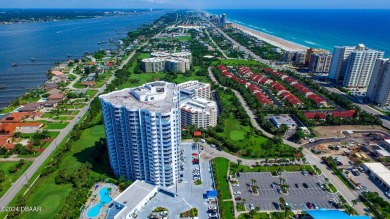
[231,23,308,52]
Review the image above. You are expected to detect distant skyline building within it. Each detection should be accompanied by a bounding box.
[367,58,390,106]
[99,81,181,187]
[309,53,332,73]
[220,13,227,28]
[329,44,384,87]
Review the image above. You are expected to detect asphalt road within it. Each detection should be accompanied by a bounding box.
[0,48,139,209]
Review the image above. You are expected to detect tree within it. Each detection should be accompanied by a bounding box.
[237,159,242,167]
[249,209,256,218]
[352,199,358,207]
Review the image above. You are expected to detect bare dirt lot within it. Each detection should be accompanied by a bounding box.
[312,125,388,138]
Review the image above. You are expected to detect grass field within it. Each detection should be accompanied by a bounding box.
[0,161,32,198]
[212,158,231,200]
[239,212,270,219]
[216,115,268,156]
[220,201,235,219]
[20,125,107,219]
[176,36,191,42]
[230,163,314,174]
[44,122,69,130]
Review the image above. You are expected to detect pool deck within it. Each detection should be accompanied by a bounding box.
[80,183,120,219]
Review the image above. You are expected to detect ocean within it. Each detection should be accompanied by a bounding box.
[0,10,167,109]
[207,9,390,55]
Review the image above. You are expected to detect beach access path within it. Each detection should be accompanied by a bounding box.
[0,46,141,210]
[208,66,366,215]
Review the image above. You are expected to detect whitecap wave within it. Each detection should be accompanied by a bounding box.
[304,40,317,45]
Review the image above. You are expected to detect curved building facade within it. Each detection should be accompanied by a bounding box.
[99,81,181,187]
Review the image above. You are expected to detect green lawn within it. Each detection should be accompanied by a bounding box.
[220,201,235,219]
[176,36,191,42]
[230,163,314,174]
[216,115,268,157]
[239,212,270,219]
[212,158,231,200]
[44,123,69,130]
[86,89,98,97]
[21,125,107,219]
[0,161,32,198]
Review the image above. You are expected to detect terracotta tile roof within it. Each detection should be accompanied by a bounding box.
[193,131,202,137]
[304,112,327,119]
[48,93,65,100]
[332,110,355,118]
[3,143,14,150]
[51,70,64,76]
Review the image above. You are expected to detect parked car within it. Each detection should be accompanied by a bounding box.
[272,202,280,210]
[306,202,313,209]
[249,203,254,210]
[303,183,309,188]
[295,183,299,188]
[235,197,241,201]
[208,209,218,213]
[233,191,242,195]
[208,206,217,210]
[277,188,281,194]
[330,201,340,209]
[312,203,319,209]
[271,183,276,188]
[301,171,307,176]
[208,213,218,217]
[385,192,390,198]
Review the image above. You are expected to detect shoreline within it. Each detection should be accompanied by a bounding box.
[231,22,308,52]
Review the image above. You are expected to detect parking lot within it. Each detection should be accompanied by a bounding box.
[234,172,340,211]
[136,143,216,219]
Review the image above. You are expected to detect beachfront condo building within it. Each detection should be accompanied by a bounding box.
[220,14,227,28]
[99,81,181,187]
[309,53,332,73]
[142,52,192,73]
[367,59,390,106]
[282,51,306,65]
[180,97,218,129]
[178,80,211,99]
[305,48,329,65]
[329,44,384,87]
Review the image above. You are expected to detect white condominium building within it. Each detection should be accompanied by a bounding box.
[343,44,384,87]
[328,46,355,81]
[367,59,390,106]
[99,81,181,187]
[329,44,384,87]
[151,51,192,62]
[178,80,211,99]
[142,57,190,73]
[180,97,218,129]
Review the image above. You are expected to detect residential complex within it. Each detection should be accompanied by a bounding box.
[141,52,192,73]
[367,58,390,106]
[99,81,181,187]
[305,48,329,65]
[328,44,384,87]
[309,53,332,73]
[178,80,211,99]
[281,51,306,65]
[180,97,218,128]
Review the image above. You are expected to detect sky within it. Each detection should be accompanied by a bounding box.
[1,0,390,9]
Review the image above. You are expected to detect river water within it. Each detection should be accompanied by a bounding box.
[0,10,167,109]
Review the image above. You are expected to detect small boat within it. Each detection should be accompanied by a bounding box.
[11,63,17,67]
[67,54,71,57]
[30,58,36,61]
[97,42,102,44]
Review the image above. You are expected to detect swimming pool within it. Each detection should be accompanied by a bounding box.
[86,187,112,218]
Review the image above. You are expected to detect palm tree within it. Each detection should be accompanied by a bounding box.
[249,209,256,218]
[237,159,242,167]
[352,199,358,207]
[251,179,256,186]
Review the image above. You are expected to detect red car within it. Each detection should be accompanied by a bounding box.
[306,202,313,209]
[235,197,241,201]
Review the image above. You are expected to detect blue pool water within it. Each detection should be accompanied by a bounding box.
[86,187,112,218]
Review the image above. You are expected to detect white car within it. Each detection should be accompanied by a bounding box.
[249,203,254,210]
[208,206,217,210]
[385,192,390,198]
[233,191,242,195]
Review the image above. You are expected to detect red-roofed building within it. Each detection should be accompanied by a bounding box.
[248,84,260,93]
[304,112,327,120]
[218,65,227,71]
[193,131,202,137]
[293,83,312,96]
[254,92,272,106]
[284,77,298,85]
[3,143,15,150]
[331,110,355,118]
[307,94,327,106]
